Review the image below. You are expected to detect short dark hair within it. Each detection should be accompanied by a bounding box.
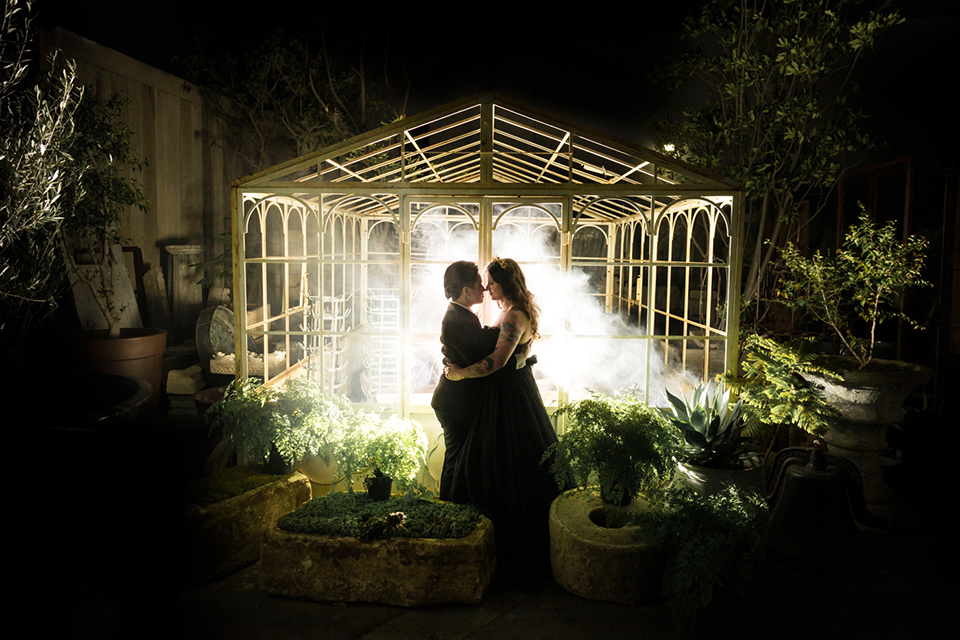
[443,261,479,300]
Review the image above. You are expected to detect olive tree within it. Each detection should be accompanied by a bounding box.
[0,0,84,361]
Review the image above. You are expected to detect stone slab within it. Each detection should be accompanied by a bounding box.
[182,472,312,583]
[259,516,496,606]
[168,364,203,394]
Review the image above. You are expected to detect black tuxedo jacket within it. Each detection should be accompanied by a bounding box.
[430,303,500,419]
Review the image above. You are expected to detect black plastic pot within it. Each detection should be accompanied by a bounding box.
[364,472,393,501]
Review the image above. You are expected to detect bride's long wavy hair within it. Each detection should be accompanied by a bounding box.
[486,257,540,341]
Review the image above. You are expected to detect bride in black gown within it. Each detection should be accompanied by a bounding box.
[444,257,564,572]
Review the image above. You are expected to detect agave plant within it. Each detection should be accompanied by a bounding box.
[658,382,747,469]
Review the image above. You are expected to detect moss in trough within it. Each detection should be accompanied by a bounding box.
[182,465,285,506]
[278,491,483,540]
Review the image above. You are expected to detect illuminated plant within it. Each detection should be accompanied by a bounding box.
[205,377,352,468]
[543,393,681,506]
[722,334,841,438]
[332,413,429,496]
[0,0,84,363]
[778,206,930,369]
[657,381,749,469]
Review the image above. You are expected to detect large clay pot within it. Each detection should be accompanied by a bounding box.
[803,357,932,504]
[75,328,167,417]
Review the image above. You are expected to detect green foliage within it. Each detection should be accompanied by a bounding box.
[650,0,903,301]
[278,492,482,541]
[205,377,429,496]
[0,0,84,361]
[724,334,841,437]
[181,464,284,506]
[205,378,289,464]
[332,414,430,496]
[634,484,767,633]
[658,382,748,469]
[543,393,681,505]
[60,90,149,337]
[778,205,930,369]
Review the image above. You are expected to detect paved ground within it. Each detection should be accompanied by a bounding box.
[41,390,954,639]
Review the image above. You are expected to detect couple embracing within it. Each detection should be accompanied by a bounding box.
[431,258,563,573]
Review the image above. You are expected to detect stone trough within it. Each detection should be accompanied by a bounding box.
[183,471,312,583]
[259,516,496,606]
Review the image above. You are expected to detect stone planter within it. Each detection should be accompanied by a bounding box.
[677,462,766,498]
[549,489,660,605]
[804,357,932,504]
[259,516,496,606]
[182,471,312,583]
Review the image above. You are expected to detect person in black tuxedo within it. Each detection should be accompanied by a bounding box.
[431,261,502,501]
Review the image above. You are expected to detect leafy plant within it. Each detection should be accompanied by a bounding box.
[650,0,903,302]
[778,205,930,369]
[59,90,149,338]
[332,413,429,496]
[205,377,351,468]
[0,0,84,363]
[658,382,748,469]
[723,334,841,438]
[543,393,681,506]
[634,484,767,633]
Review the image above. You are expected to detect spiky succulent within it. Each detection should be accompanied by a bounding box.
[658,382,746,469]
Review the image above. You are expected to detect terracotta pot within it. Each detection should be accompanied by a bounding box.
[75,328,168,417]
[803,357,932,504]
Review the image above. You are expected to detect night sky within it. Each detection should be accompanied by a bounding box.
[31,0,960,157]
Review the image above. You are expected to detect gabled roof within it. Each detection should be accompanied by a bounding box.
[236,93,739,222]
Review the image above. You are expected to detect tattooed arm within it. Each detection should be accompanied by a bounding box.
[445,309,527,380]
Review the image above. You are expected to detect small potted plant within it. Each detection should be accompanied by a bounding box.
[331,413,430,499]
[544,392,681,507]
[657,381,765,497]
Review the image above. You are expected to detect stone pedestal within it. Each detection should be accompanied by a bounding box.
[182,472,312,583]
[259,517,496,605]
[166,245,203,344]
[805,358,932,504]
[549,489,660,605]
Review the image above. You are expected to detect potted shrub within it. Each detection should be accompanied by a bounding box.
[657,381,766,497]
[59,91,166,414]
[777,206,933,502]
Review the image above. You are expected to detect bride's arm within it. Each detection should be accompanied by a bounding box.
[445,310,525,380]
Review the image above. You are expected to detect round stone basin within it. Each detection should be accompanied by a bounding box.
[549,488,660,604]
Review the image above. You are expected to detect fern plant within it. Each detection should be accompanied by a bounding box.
[543,393,681,506]
[723,334,842,438]
[331,413,429,496]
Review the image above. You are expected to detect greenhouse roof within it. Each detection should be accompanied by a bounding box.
[235,92,740,222]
